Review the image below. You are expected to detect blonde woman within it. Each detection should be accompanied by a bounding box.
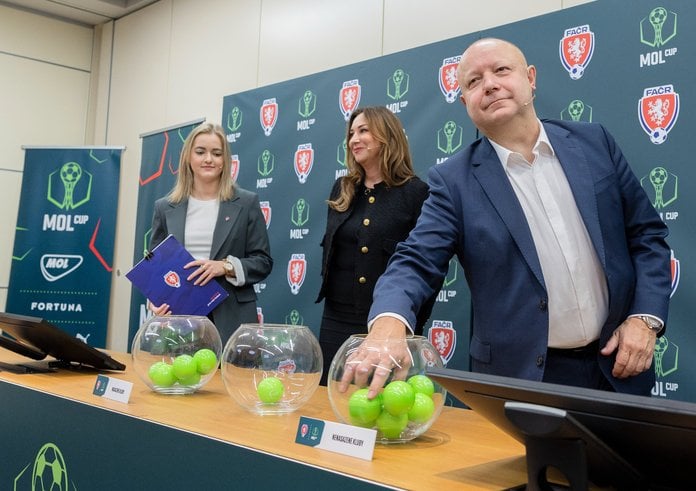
[149,123,272,343]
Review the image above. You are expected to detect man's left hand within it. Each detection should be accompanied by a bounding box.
[600,317,657,379]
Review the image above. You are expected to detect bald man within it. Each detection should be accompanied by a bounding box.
[342,38,671,397]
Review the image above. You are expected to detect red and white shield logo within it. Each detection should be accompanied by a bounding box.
[278,359,297,375]
[294,143,314,183]
[559,25,594,80]
[438,56,461,103]
[260,98,278,136]
[259,201,271,229]
[670,249,680,298]
[638,85,679,145]
[256,306,264,324]
[164,271,180,288]
[339,80,361,121]
[230,155,240,182]
[428,320,457,364]
[287,254,306,295]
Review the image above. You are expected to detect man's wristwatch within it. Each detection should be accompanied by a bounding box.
[639,315,663,333]
[222,257,235,277]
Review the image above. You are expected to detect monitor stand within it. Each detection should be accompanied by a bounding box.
[503,401,644,491]
[520,435,589,490]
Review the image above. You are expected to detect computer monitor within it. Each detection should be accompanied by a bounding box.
[427,367,696,491]
[0,312,125,372]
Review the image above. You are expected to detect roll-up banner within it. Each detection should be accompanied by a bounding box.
[6,147,123,348]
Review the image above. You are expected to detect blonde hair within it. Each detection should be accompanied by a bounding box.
[329,106,415,212]
[167,122,234,203]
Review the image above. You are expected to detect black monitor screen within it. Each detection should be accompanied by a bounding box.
[0,312,125,372]
[427,367,696,491]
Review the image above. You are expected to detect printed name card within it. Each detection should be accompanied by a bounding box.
[295,416,376,461]
[92,374,133,403]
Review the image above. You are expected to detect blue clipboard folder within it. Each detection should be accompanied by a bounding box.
[126,235,229,316]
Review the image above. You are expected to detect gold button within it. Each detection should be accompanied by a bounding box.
[363,218,370,226]
[368,196,375,204]
[358,276,367,284]
[361,246,368,254]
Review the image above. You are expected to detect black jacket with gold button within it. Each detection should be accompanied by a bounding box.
[316,176,437,332]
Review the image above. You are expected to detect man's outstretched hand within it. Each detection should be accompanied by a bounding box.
[338,316,411,399]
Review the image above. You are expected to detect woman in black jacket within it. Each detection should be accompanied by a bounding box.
[316,106,435,384]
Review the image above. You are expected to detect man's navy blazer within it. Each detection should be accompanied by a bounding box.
[369,120,671,395]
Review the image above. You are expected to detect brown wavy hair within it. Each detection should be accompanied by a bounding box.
[328,106,416,212]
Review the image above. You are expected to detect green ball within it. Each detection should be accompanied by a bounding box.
[177,371,202,386]
[408,392,436,423]
[193,349,218,374]
[407,374,435,397]
[257,376,284,403]
[348,389,383,426]
[148,361,177,387]
[382,380,416,416]
[172,354,197,380]
[376,410,408,439]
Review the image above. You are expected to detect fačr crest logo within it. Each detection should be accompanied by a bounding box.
[230,154,239,182]
[670,249,680,298]
[294,143,314,183]
[164,271,181,288]
[638,84,679,144]
[260,201,271,229]
[438,55,461,103]
[287,253,306,295]
[559,25,595,80]
[260,98,278,136]
[339,80,361,121]
[428,320,457,365]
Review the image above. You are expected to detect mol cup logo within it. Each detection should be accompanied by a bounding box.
[287,253,306,295]
[437,120,463,155]
[640,166,678,211]
[285,308,304,326]
[339,79,361,121]
[291,198,309,227]
[559,25,595,80]
[40,254,83,282]
[260,98,278,136]
[164,271,181,288]
[48,161,93,210]
[230,155,240,182]
[298,89,317,118]
[260,201,271,229]
[640,7,677,49]
[560,99,593,122]
[438,55,461,103]
[294,143,314,183]
[227,106,243,132]
[257,149,275,177]
[670,249,680,298]
[638,84,679,144]
[428,320,457,364]
[387,68,410,101]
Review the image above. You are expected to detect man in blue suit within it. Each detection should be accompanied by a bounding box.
[342,38,671,397]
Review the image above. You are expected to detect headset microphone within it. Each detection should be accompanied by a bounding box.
[522,94,536,107]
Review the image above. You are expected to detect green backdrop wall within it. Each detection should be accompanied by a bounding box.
[130,0,694,403]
